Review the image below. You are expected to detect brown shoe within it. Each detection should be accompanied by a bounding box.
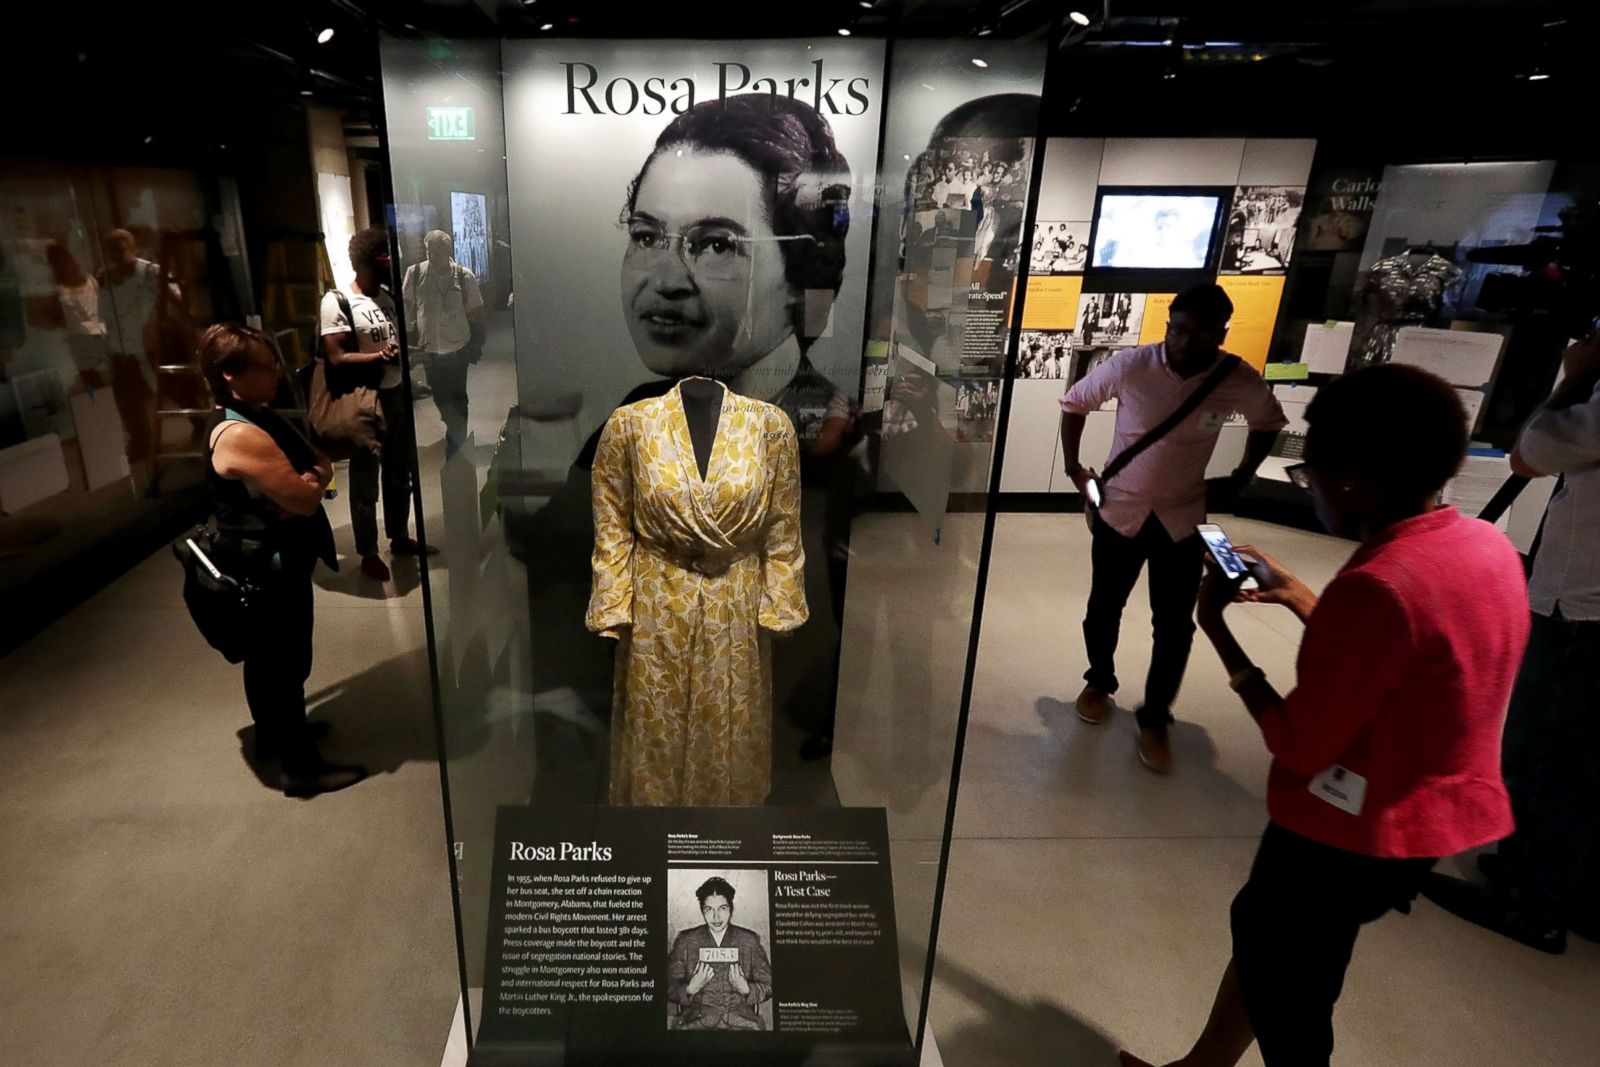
[360,553,391,581]
[1075,685,1113,725]
[1137,726,1174,774]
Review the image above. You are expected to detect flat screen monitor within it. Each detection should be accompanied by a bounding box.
[1087,189,1227,272]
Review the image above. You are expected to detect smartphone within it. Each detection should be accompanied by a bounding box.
[1197,523,1258,590]
[1084,479,1102,507]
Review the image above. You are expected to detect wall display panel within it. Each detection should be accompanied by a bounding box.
[503,39,887,432]
[1018,274,1082,331]
[380,35,1046,1066]
[1216,275,1286,369]
[1003,137,1312,495]
[1219,186,1304,275]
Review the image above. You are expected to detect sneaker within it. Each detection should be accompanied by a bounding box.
[1137,726,1174,774]
[280,756,368,798]
[1075,685,1113,725]
[360,553,391,581]
[1420,872,1566,954]
[389,537,438,557]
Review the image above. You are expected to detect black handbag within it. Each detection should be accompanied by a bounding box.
[173,526,259,664]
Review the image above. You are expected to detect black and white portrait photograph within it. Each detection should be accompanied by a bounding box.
[666,870,773,1032]
[1017,330,1074,379]
[1073,345,1125,385]
[449,190,488,282]
[1029,220,1089,275]
[954,378,1000,442]
[1220,185,1304,274]
[1075,291,1145,346]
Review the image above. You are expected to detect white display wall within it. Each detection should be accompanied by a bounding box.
[1001,137,1317,495]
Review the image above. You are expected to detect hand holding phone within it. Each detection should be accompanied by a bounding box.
[1197,523,1258,590]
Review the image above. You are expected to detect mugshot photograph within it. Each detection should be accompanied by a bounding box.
[666,873,773,1032]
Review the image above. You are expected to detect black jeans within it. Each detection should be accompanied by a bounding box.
[1232,823,1435,1067]
[1498,608,1600,930]
[348,386,414,555]
[1082,513,1204,729]
[426,348,470,447]
[242,562,315,758]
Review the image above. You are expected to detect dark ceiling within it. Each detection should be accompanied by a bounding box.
[8,0,1594,161]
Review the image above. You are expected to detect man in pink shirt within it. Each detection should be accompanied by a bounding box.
[1059,284,1286,772]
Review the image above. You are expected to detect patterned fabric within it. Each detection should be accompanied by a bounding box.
[588,379,808,806]
[1352,252,1462,367]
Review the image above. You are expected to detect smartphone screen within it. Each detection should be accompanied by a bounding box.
[1085,479,1102,507]
[1197,523,1252,583]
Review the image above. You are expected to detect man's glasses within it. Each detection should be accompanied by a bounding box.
[620,219,753,282]
[1284,462,1312,490]
[1165,320,1227,342]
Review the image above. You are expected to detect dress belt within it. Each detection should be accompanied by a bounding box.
[647,543,755,577]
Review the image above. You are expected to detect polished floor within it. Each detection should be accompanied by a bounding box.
[930,513,1600,1066]
[4,390,1597,1065]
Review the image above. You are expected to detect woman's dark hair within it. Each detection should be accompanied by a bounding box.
[199,322,274,404]
[47,242,88,288]
[1304,364,1468,505]
[349,227,391,274]
[624,95,851,345]
[695,876,737,908]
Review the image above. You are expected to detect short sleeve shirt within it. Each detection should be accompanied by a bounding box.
[321,287,401,390]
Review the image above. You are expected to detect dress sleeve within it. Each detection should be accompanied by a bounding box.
[586,410,635,639]
[760,415,809,632]
[745,934,773,1006]
[1259,572,1415,776]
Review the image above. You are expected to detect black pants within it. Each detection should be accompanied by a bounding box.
[349,386,414,556]
[426,348,471,448]
[241,563,315,758]
[1082,513,1204,729]
[1498,609,1600,930]
[1232,824,1434,1067]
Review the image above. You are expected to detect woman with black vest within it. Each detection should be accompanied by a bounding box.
[199,324,366,796]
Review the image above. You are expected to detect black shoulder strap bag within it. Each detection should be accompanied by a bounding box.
[1084,354,1241,531]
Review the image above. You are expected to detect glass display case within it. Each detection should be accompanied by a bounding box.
[380,30,1047,1066]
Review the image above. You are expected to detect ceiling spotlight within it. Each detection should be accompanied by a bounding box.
[859,1,873,7]
[143,135,153,144]
[1068,11,1091,27]
[838,28,852,36]
[1527,72,1550,81]
[300,89,313,96]
[972,58,989,68]
[316,27,335,44]
[540,22,554,30]
[903,154,912,161]
[978,28,993,37]
[1163,70,1177,80]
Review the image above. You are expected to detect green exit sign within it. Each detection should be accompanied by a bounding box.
[427,107,475,141]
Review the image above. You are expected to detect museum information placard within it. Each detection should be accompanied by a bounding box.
[472,805,911,1067]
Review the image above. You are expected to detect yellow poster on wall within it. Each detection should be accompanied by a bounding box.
[1019,275,1084,331]
[1217,275,1286,370]
[1138,293,1176,345]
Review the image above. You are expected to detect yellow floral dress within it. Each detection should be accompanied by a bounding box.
[587,380,808,806]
